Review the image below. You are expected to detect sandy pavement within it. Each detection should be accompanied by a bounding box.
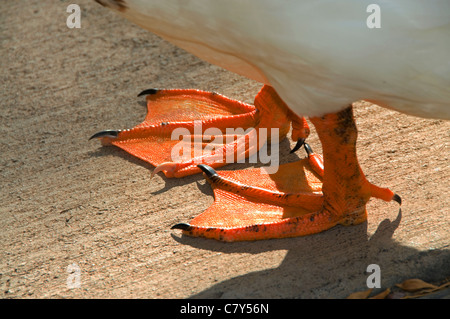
[1,0,449,298]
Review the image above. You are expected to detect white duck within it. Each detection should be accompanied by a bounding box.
[92,0,450,241]
[95,0,450,118]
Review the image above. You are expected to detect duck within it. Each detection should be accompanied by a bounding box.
[91,0,450,241]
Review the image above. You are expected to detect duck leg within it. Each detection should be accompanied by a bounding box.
[172,106,400,241]
[90,85,309,177]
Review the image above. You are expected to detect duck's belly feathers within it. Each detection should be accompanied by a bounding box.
[100,0,450,119]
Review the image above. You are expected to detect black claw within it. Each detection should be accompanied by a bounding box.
[171,223,192,231]
[304,143,314,156]
[197,164,218,179]
[392,194,402,205]
[89,130,120,140]
[290,138,305,154]
[137,88,159,97]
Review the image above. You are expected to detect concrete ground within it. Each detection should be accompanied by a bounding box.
[1,0,448,298]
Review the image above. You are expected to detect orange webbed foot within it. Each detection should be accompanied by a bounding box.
[172,145,326,241]
[172,106,401,242]
[90,86,302,178]
[90,86,400,242]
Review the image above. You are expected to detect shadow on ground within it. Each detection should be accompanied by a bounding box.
[93,139,450,298]
[172,209,450,298]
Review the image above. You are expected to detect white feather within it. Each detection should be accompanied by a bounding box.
[107,0,450,119]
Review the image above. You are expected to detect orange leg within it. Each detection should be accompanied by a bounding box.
[309,107,400,222]
[172,106,400,241]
